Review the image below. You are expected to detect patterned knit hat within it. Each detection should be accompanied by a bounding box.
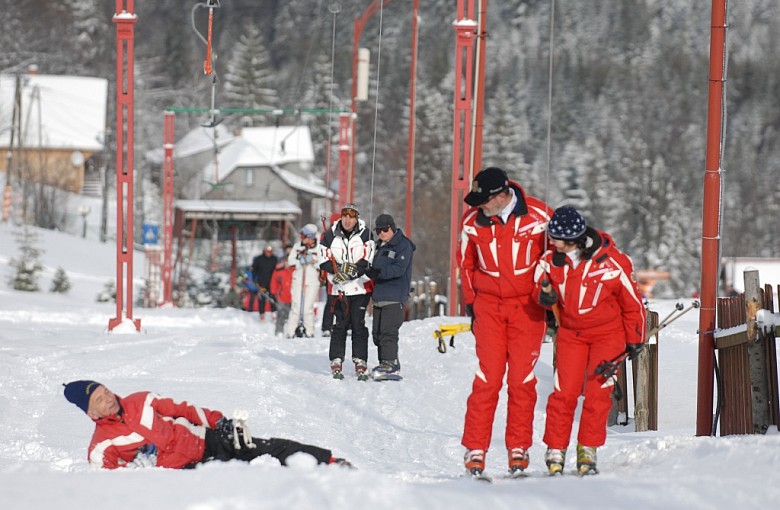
[547,205,586,241]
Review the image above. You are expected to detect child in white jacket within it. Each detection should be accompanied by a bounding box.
[285,224,322,338]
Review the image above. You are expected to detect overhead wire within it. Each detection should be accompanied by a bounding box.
[367,1,386,229]
[543,0,556,246]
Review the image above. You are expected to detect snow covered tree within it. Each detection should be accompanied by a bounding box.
[8,227,44,292]
[50,267,71,294]
[222,21,280,125]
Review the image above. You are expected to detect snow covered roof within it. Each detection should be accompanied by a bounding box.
[239,125,314,165]
[175,199,301,221]
[202,136,329,198]
[0,73,108,151]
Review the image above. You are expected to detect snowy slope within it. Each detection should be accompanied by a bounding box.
[0,222,779,510]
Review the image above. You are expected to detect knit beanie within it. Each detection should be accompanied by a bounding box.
[63,380,101,414]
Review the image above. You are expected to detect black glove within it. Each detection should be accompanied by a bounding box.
[215,416,235,448]
[625,343,645,360]
[465,303,474,326]
[366,267,381,279]
[339,261,359,280]
[539,287,558,307]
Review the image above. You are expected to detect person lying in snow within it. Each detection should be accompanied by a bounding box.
[63,380,352,469]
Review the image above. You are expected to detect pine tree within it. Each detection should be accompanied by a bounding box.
[50,267,72,294]
[301,53,343,168]
[8,227,45,292]
[222,21,280,125]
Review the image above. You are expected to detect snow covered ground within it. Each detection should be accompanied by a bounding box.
[1,221,779,510]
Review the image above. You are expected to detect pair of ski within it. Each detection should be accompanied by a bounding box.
[331,371,403,382]
[469,466,598,483]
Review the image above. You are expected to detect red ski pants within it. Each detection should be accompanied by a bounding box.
[543,326,625,449]
[461,295,546,452]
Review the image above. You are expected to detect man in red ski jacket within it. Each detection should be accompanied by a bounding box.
[457,167,552,477]
[63,380,350,469]
[533,205,646,475]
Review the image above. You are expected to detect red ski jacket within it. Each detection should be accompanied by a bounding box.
[533,229,646,344]
[458,183,552,304]
[271,266,294,305]
[87,392,223,469]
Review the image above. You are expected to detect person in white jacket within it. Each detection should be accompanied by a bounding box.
[285,224,322,338]
[318,204,375,380]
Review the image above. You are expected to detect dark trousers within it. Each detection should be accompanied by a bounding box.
[372,302,405,362]
[199,428,332,467]
[321,293,337,332]
[246,291,258,312]
[329,293,370,362]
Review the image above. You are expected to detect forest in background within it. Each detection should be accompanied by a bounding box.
[2,0,779,296]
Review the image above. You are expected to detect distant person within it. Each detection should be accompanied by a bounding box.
[238,266,260,312]
[534,205,646,476]
[319,203,375,380]
[270,258,294,337]
[457,167,552,478]
[252,245,277,320]
[366,213,415,381]
[286,224,321,338]
[63,380,351,469]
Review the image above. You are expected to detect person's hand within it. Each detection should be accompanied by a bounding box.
[625,343,645,360]
[339,261,359,280]
[332,271,348,284]
[215,416,235,447]
[131,443,157,468]
[465,303,474,326]
[539,280,558,307]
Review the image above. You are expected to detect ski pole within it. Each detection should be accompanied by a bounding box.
[646,300,700,339]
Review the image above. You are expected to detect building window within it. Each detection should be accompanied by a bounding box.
[244,168,254,186]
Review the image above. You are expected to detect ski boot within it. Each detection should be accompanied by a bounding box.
[576,443,599,476]
[330,358,345,380]
[371,359,402,381]
[545,447,566,476]
[507,447,530,477]
[353,358,369,381]
[464,449,488,480]
[329,457,355,469]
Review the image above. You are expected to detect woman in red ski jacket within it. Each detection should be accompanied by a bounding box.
[533,206,646,476]
[63,380,349,469]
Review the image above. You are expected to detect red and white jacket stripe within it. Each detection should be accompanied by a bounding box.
[458,183,552,304]
[533,230,646,344]
[87,392,223,469]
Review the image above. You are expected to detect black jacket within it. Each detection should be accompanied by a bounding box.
[371,229,415,303]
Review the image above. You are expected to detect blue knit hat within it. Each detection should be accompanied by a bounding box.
[547,205,586,241]
[63,380,101,414]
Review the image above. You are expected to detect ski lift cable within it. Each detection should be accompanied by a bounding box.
[367,1,386,229]
[543,0,556,246]
[325,3,341,212]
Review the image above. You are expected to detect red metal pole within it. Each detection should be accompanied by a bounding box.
[697,0,728,436]
[162,111,175,306]
[405,0,419,237]
[109,1,141,332]
[338,113,351,208]
[471,0,488,173]
[449,1,478,316]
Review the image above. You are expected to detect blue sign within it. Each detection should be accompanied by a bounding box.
[142,223,160,245]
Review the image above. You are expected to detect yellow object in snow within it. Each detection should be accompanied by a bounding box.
[433,323,472,353]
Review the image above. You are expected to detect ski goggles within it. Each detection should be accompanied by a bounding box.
[341,208,358,218]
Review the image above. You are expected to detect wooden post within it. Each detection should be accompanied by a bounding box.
[744,269,770,433]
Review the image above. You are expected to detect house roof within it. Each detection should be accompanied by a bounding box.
[202,135,330,198]
[0,73,108,151]
[239,125,315,165]
[175,199,301,221]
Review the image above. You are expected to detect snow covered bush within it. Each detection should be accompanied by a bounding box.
[8,227,44,292]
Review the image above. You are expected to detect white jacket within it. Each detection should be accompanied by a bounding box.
[318,219,375,296]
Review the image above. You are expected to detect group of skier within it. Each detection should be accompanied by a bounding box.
[64,165,645,478]
[241,204,416,383]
